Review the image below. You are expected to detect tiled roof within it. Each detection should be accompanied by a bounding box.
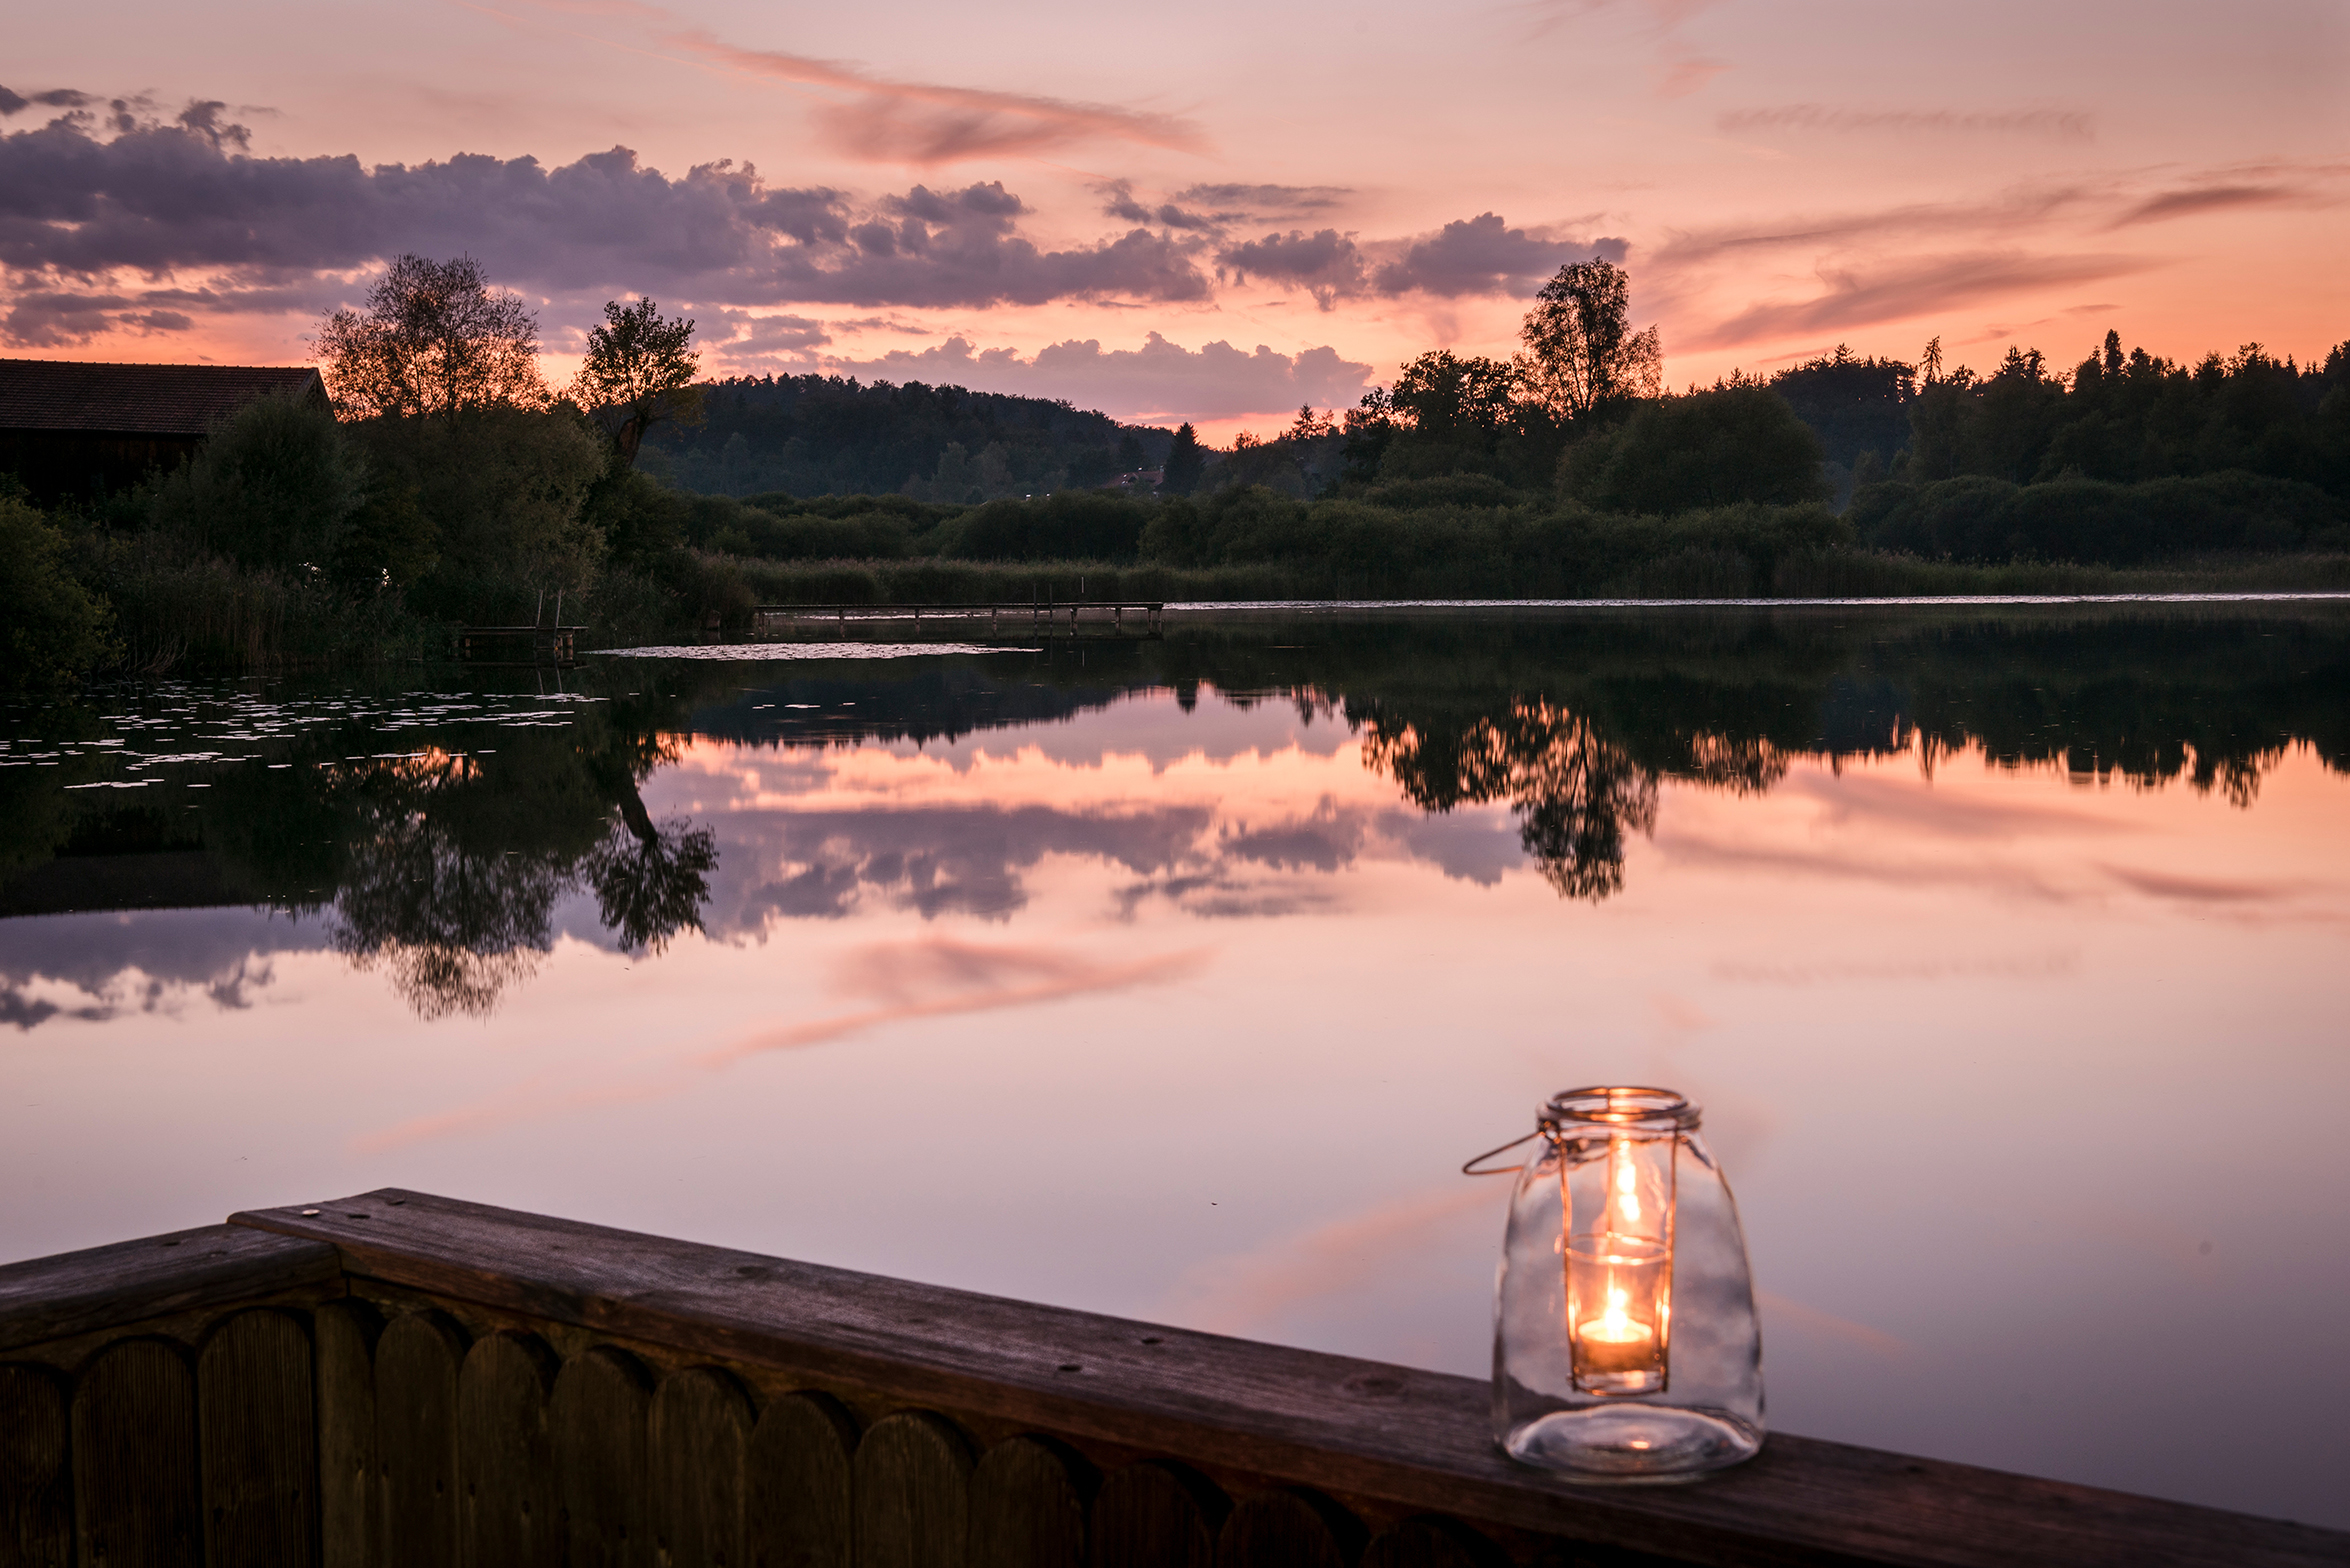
[0,359,328,435]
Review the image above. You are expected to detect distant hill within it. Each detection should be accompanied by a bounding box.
[640,375,1174,501]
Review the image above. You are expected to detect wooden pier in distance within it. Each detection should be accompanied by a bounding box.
[753,600,1165,640]
[1,1189,2340,1568]
[456,624,586,664]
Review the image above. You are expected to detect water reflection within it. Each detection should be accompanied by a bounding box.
[6,607,2350,1526]
[3,607,2347,1018]
[1364,700,1662,898]
[0,685,722,1019]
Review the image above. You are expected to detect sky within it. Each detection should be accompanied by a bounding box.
[5,0,2347,434]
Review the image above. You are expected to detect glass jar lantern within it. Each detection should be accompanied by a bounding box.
[1479,1086,1765,1480]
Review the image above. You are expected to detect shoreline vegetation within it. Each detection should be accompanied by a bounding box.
[4,252,2346,687]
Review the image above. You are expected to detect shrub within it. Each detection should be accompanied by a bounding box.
[355,407,611,622]
[1866,471,2345,563]
[1562,387,1829,514]
[1360,474,1522,509]
[0,496,115,687]
[934,491,1152,561]
[149,389,365,570]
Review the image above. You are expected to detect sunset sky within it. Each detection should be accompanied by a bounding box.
[7,0,2346,433]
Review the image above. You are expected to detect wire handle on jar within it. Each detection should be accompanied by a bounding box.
[1461,1129,1543,1176]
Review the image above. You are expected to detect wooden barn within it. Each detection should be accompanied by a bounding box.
[0,357,329,505]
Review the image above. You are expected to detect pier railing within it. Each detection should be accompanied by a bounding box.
[2,1189,2338,1568]
[753,602,1165,638]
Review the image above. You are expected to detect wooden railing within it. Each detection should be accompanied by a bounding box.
[752,603,1166,638]
[2,1190,2341,1568]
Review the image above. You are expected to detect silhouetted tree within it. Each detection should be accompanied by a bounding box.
[1163,423,1206,495]
[571,297,703,468]
[1768,346,1914,468]
[314,254,548,422]
[1516,258,1662,424]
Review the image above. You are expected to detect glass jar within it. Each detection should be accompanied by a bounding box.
[1484,1086,1764,1480]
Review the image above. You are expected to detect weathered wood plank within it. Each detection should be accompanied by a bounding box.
[227,1191,2350,1568]
[551,1346,652,1568]
[457,1331,558,1568]
[314,1299,381,1568]
[1218,1488,1363,1568]
[747,1390,858,1568]
[0,1363,72,1568]
[969,1435,1091,1568]
[375,1310,467,1568]
[652,1367,753,1568]
[72,1338,202,1568]
[0,1225,340,1353]
[1093,1460,1227,1568]
[853,1411,973,1568]
[197,1308,320,1568]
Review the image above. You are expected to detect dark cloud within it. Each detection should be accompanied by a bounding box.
[0,906,327,1030]
[0,117,1216,336]
[767,183,1211,307]
[2108,183,2309,227]
[1371,213,1624,297]
[670,31,1204,165]
[1097,180,1225,232]
[121,307,193,332]
[1216,229,1367,310]
[2,288,138,347]
[703,803,1215,928]
[1172,183,1351,219]
[696,789,1524,934]
[1686,249,2154,350]
[1720,105,2094,141]
[1645,186,2095,274]
[708,309,831,361]
[174,100,251,152]
[0,86,97,117]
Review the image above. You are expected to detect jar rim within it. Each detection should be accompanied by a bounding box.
[1541,1085,1698,1131]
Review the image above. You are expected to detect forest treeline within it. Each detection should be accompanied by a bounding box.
[5,245,2348,689]
[641,375,1169,499]
[647,275,2350,577]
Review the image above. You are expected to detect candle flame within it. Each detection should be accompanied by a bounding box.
[1580,1281,1650,1344]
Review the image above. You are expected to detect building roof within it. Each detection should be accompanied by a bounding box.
[0,359,328,436]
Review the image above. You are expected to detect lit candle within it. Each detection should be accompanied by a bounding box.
[1574,1283,1660,1376]
[1565,1131,1675,1394]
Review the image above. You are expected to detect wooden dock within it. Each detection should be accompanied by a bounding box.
[754,601,1165,640]
[2,1190,2339,1567]
[456,625,586,664]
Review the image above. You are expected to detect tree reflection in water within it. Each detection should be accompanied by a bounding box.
[10,610,2346,1018]
[1364,699,1661,898]
[321,733,717,1018]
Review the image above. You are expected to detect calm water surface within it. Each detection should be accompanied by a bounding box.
[4,606,2346,1527]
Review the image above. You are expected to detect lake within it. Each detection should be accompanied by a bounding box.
[3,602,2346,1529]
